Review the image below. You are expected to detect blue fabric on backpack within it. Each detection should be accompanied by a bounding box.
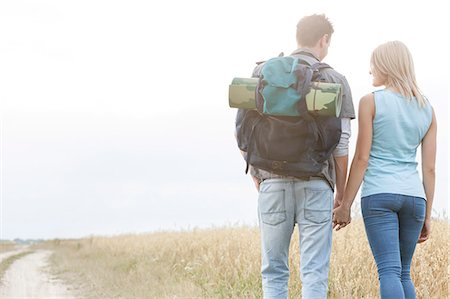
[260,56,303,116]
[237,54,341,181]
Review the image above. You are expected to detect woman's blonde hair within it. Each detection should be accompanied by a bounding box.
[371,40,426,106]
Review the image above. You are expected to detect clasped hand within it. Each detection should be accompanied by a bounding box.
[332,205,351,231]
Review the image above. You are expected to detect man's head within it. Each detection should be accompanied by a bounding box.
[296,14,334,60]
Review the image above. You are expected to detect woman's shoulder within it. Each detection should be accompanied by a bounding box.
[357,93,376,117]
[362,89,391,107]
[370,89,389,98]
[360,92,375,105]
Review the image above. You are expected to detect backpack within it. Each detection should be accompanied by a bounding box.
[236,53,342,178]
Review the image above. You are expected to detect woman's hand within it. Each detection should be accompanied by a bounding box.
[332,205,351,231]
[418,219,431,243]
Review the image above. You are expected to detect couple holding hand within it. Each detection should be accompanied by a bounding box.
[237,14,436,299]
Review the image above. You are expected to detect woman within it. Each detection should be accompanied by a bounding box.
[333,40,436,299]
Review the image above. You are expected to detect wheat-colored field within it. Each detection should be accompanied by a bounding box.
[41,219,449,299]
[0,243,17,253]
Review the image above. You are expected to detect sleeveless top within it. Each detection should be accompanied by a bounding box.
[361,89,432,199]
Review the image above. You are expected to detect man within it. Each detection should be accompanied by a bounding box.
[236,14,355,298]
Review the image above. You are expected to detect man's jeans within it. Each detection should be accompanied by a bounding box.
[258,178,333,299]
[362,193,426,299]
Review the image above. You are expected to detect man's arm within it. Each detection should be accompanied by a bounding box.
[333,118,351,208]
[334,155,348,207]
[235,131,260,192]
[251,174,261,191]
[239,149,260,191]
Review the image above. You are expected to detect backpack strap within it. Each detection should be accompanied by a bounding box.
[292,56,334,150]
[293,65,313,117]
[294,50,333,72]
[296,50,317,60]
[295,51,330,66]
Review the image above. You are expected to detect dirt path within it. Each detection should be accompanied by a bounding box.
[0,250,76,299]
[0,248,26,263]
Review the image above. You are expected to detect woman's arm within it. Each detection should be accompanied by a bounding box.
[333,93,374,230]
[418,108,437,243]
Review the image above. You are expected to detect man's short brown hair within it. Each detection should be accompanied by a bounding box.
[296,14,334,47]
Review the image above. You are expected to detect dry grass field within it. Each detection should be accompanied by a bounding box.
[39,219,449,299]
[0,243,17,253]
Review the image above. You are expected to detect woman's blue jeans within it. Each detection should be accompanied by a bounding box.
[361,193,426,299]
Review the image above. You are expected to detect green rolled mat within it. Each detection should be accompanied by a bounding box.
[228,78,259,110]
[229,77,342,117]
[305,81,342,117]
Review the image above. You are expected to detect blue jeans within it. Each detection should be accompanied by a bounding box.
[258,178,333,299]
[361,193,426,299]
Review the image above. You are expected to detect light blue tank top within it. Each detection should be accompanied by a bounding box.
[361,89,432,199]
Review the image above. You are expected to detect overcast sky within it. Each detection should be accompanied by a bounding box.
[0,0,448,239]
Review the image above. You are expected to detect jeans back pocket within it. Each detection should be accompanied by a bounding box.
[259,189,286,225]
[304,188,332,224]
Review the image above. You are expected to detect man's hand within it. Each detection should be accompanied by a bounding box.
[252,176,260,192]
[418,219,431,243]
[332,205,351,231]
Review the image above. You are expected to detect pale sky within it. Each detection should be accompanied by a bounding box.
[0,0,448,239]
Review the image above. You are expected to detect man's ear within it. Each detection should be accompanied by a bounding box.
[320,34,329,47]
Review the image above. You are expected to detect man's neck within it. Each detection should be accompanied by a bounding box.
[294,46,321,61]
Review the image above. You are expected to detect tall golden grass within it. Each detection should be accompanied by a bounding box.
[0,243,17,253]
[41,219,449,299]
